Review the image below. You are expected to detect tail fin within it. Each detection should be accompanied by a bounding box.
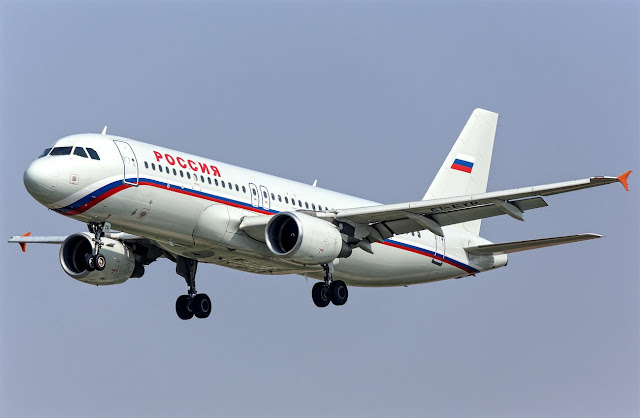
[423,108,499,235]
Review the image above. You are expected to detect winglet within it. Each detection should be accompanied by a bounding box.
[19,232,31,252]
[617,170,631,191]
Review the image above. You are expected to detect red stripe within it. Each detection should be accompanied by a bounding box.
[382,241,475,274]
[451,163,472,173]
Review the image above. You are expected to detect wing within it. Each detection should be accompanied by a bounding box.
[319,172,630,241]
[8,232,147,252]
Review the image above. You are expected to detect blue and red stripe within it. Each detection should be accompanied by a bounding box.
[451,158,474,173]
[54,178,478,274]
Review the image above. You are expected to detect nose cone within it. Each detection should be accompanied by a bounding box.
[24,159,59,206]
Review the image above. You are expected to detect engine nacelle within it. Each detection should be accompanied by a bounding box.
[59,232,139,285]
[266,212,351,265]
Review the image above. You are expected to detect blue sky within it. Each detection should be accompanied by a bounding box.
[1,1,637,417]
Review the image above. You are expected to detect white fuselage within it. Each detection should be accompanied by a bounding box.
[24,134,507,286]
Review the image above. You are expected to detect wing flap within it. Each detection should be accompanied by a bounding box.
[464,233,602,256]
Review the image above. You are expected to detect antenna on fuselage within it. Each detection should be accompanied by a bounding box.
[101,126,108,135]
[312,179,317,187]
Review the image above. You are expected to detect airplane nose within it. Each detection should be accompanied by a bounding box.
[24,159,59,205]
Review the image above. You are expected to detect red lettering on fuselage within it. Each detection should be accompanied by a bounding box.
[152,150,222,177]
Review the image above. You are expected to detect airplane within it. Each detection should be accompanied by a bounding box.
[9,109,631,320]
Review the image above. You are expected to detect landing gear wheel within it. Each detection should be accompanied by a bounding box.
[193,294,212,318]
[329,280,348,306]
[312,282,331,308]
[94,254,106,271]
[176,295,194,320]
[84,254,96,271]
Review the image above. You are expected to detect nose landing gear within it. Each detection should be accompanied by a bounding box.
[84,222,108,271]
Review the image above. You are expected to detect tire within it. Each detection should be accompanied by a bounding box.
[175,295,194,320]
[329,280,348,306]
[84,253,96,271]
[94,254,106,271]
[193,294,212,319]
[312,282,330,308]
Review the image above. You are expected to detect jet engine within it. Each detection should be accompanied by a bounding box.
[266,212,352,265]
[59,232,143,285]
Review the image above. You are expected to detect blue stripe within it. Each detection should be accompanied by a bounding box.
[453,159,473,168]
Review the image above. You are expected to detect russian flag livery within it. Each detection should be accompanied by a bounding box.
[451,154,475,173]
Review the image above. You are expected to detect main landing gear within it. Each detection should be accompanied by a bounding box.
[175,256,212,320]
[84,222,107,272]
[312,262,348,308]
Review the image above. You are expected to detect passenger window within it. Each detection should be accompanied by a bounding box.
[242,186,246,193]
[298,200,302,207]
[208,177,212,184]
[38,148,52,158]
[278,195,282,202]
[180,170,184,177]
[221,181,226,188]
[151,163,156,170]
[263,191,268,198]
[252,188,256,196]
[305,202,309,209]
[86,148,100,160]
[173,168,177,175]
[187,172,191,179]
[73,147,88,158]
[166,167,170,174]
[144,161,149,169]
[271,193,275,200]
[159,165,163,172]
[312,204,316,210]
[235,184,239,192]
[417,232,421,238]
[201,175,205,183]
[229,182,233,190]
[215,179,219,186]
[50,146,73,156]
[285,197,289,204]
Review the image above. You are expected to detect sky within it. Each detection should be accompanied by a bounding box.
[1,1,638,417]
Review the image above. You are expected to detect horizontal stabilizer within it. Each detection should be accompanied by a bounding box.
[464,233,602,256]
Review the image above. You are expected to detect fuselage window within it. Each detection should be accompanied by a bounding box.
[208,177,212,185]
[201,175,205,183]
[417,232,421,238]
[221,181,226,188]
[86,148,100,160]
[312,203,316,210]
[325,207,329,211]
[278,195,282,202]
[252,188,256,196]
[285,197,289,204]
[50,146,73,156]
[173,168,177,176]
[180,170,184,177]
[215,179,219,186]
[263,191,268,199]
[151,163,156,170]
[229,182,233,190]
[158,165,163,172]
[298,200,302,207]
[38,148,52,158]
[271,193,275,200]
[73,147,88,158]
[144,161,149,169]
[166,166,170,174]
[235,184,239,192]
[242,186,246,193]
[187,172,191,179]
[305,202,309,209]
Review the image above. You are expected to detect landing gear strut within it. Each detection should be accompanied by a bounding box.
[84,222,108,272]
[175,256,211,320]
[312,262,348,308]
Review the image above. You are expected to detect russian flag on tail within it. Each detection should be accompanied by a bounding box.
[451,154,475,173]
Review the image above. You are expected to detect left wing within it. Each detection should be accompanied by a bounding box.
[9,232,145,252]
[318,172,630,241]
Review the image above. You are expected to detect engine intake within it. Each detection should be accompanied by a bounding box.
[59,232,140,285]
[266,212,351,265]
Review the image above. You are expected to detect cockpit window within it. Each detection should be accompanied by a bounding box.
[73,147,88,158]
[38,148,52,158]
[49,146,73,156]
[86,148,100,160]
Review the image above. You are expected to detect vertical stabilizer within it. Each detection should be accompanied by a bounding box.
[423,108,499,235]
